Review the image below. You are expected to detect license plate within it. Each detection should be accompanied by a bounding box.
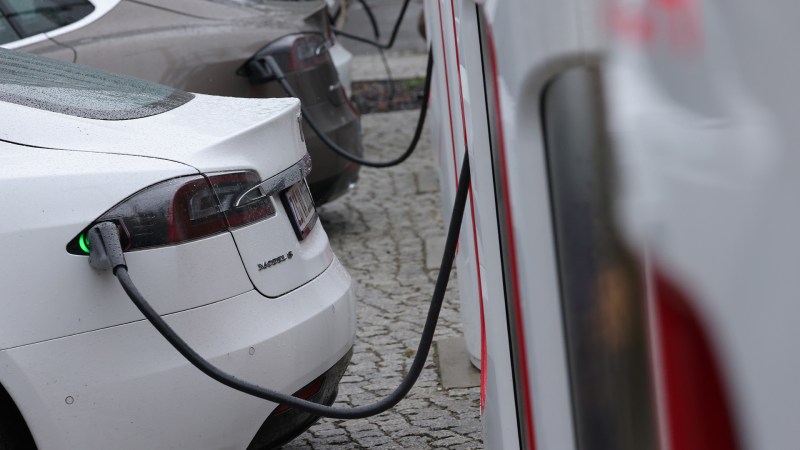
[281,180,317,240]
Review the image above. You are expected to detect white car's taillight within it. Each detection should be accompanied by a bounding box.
[67,171,274,254]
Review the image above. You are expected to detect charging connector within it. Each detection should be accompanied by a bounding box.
[87,222,127,273]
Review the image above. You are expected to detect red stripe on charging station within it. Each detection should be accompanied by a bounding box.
[482,17,537,450]
[436,0,461,184]
[447,0,488,411]
[436,0,465,259]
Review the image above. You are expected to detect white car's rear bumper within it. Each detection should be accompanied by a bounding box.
[0,258,355,450]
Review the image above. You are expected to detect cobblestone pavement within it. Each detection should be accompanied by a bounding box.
[283,110,483,449]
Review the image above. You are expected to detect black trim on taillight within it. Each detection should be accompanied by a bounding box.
[66,171,276,255]
[67,156,314,255]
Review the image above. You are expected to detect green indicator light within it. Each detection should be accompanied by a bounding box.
[78,233,90,254]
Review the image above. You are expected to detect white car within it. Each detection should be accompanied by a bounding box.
[0,48,355,449]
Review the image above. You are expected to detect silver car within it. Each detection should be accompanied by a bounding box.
[1,0,363,205]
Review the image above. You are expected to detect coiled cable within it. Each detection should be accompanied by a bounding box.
[264,49,432,168]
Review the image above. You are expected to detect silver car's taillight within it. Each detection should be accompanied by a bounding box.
[237,33,332,82]
[67,171,274,255]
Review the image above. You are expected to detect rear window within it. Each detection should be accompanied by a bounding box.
[0,48,194,120]
[0,0,94,42]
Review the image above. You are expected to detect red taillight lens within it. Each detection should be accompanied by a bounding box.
[167,176,228,244]
[288,34,331,72]
[271,375,325,416]
[67,171,275,254]
[205,172,276,229]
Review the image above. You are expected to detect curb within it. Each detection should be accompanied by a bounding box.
[351,51,429,81]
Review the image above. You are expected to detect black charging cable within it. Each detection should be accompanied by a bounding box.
[262,50,431,168]
[332,0,412,50]
[88,154,470,420]
[356,0,381,40]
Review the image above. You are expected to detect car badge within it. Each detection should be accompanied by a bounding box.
[258,251,293,271]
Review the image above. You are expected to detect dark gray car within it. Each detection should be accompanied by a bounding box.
[1,0,362,205]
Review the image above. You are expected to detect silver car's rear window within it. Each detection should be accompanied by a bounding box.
[0,48,194,120]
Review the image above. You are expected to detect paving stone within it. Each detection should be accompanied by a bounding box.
[436,336,482,389]
[370,444,402,450]
[397,435,433,448]
[425,236,446,270]
[312,429,348,438]
[351,52,429,81]
[432,435,471,447]
[416,167,441,194]
[354,435,394,447]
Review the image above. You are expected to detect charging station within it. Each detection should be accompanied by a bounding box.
[424,0,800,449]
